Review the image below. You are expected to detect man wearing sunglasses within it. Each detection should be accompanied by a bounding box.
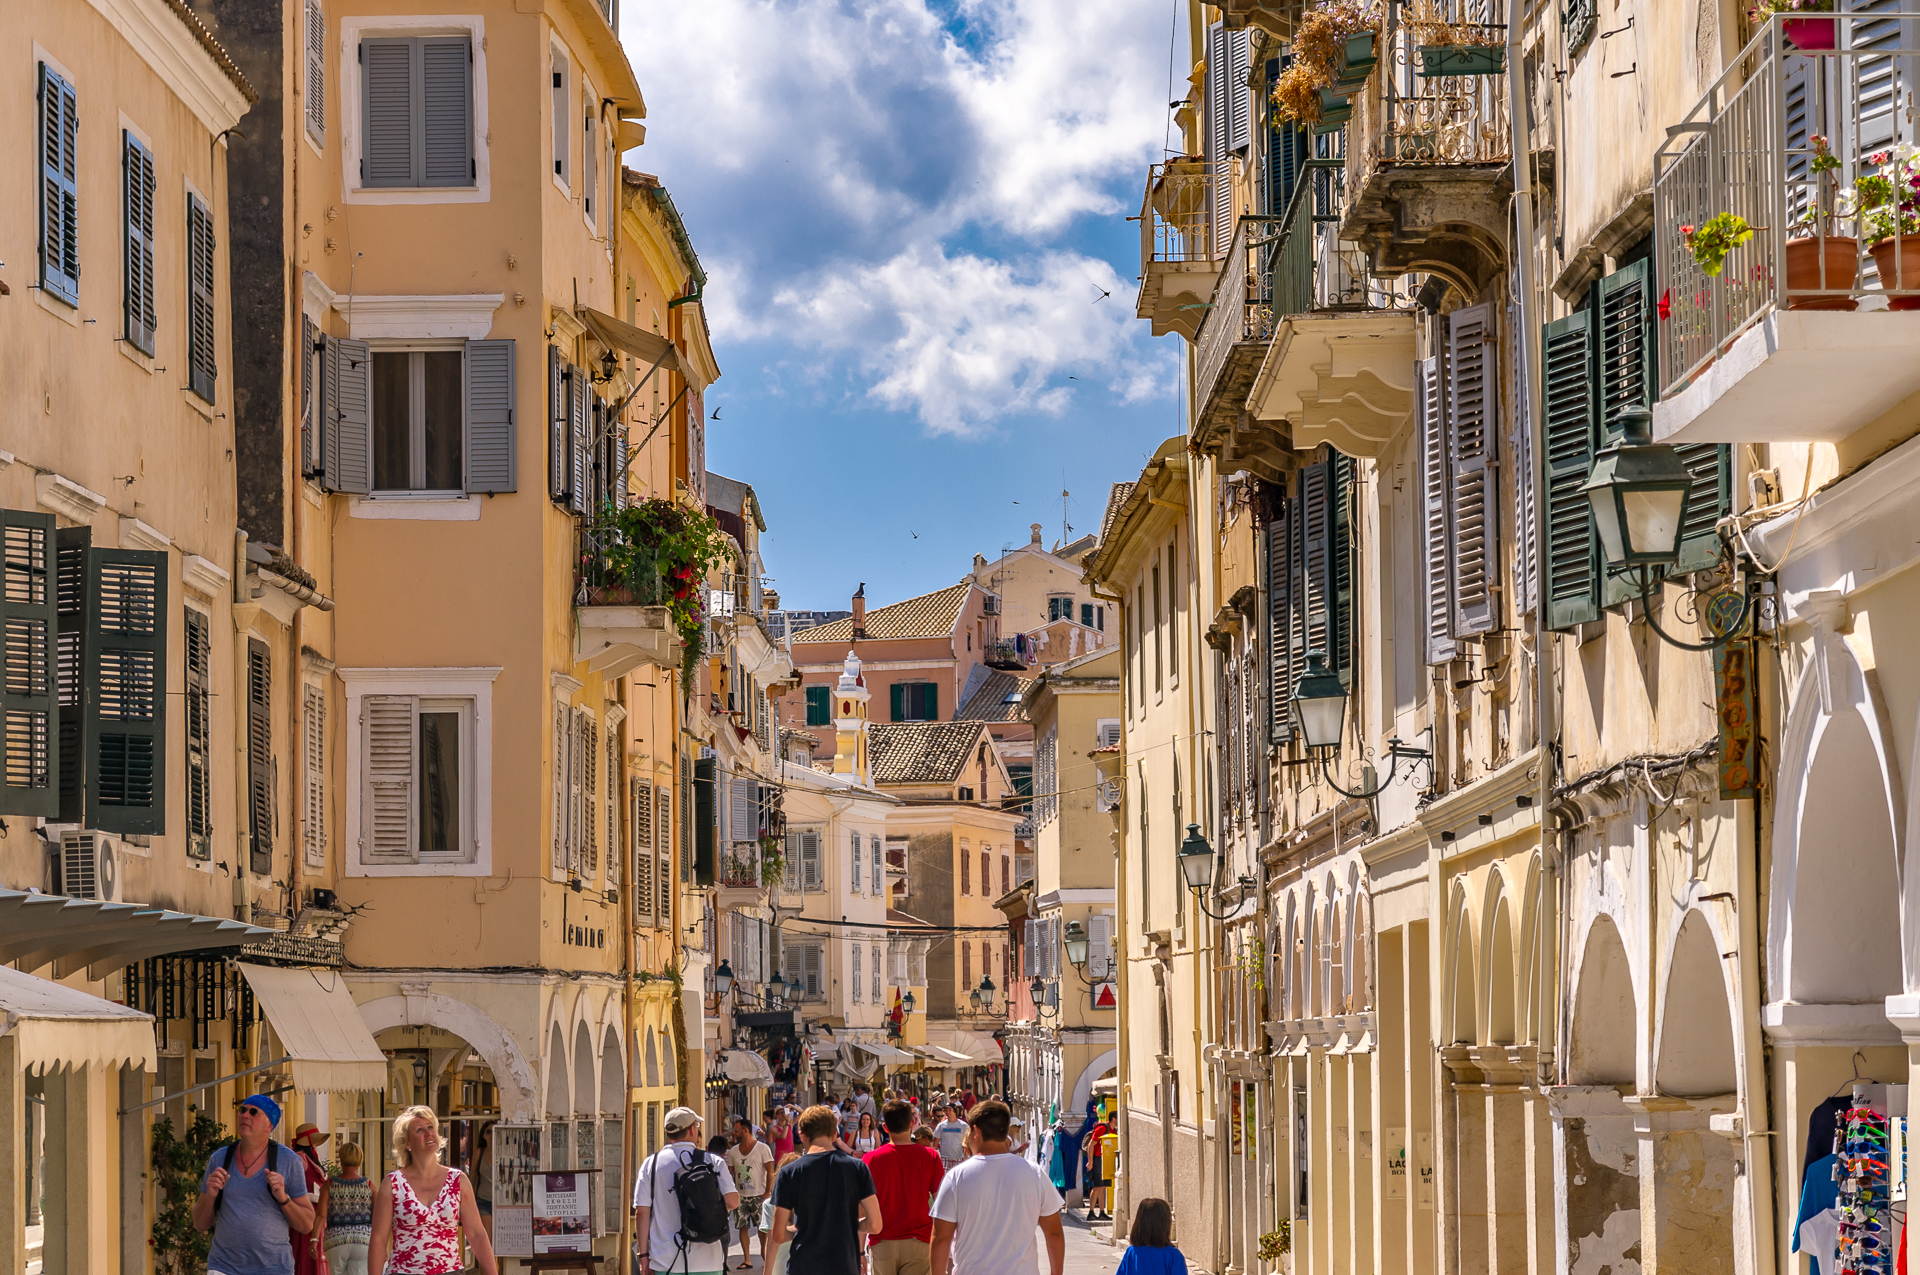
[192,1094,317,1275]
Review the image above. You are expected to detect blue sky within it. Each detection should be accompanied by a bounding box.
[619,0,1191,612]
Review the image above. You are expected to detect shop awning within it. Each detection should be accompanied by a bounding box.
[237,964,386,1094]
[0,964,155,1073]
[942,1030,1004,1065]
[0,889,269,979]
[846,1041,915,1067]
[919,1045,974,1067]
[578,306,683,379]
[720,1048,776,1085]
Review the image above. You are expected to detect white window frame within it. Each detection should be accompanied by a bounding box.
[340,666,499,876]
[367,338,469,498]
[339,15,491,206]
[551,42,571,195]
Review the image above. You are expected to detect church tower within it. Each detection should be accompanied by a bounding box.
[833,649,872,786]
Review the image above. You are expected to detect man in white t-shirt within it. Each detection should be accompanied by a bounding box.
[932,1106,970,1167]
[634,1107,742,1275]
[929,1100,1064,1275]
[725,1116,775,1271]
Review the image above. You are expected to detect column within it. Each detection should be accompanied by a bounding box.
[1549,1086,1640,1275]
[1486,1086,1528,1274]
[1632,1097,1738,1275]
[0,1038,22,1275]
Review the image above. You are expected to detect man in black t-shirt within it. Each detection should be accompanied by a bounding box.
[772,1104,883,1275]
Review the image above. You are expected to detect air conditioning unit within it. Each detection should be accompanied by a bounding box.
[60,829,124,902]
[981,594,1000,616]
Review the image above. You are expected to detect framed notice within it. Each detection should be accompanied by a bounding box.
[533,1172,596,1253]
[491,1124,544,1257]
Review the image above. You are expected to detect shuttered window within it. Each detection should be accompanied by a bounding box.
[324,337,372,494]
[549,346,570,503]
[302,317,325,479]
[39,64,79,307]
[655,780,672,921]
[607,726,621,892]
[693,756,716,884]
[1419,353,1456,663]
[361,693,471,864]
[1541,309,1598,630]
[247,640,273,874]
[551,46,569,185]
[632,778,654,927]
[851,830,862,893]
[184,608,211,856]
[800,828,822,891]
[552,702,570,875]
[1265,505,1295,743]
[323,338,512,494]
[579,707,598,881]
[890,682,936,721]
[187,194,217,404]
[55,532,168,834]
[1205,22,1251,257]
[582,90,599,227]
[365,695,418,863]
[123,134,156,355]
[1265,457,1355,727]
[305,0,327,144]
[1508,301,1538,614]
[0,513,57,817]
[569,367,592,516]
[361,36,474,189]
[1447,303,1500,638]
[852,941,863,1002]
[805,685,830,726]
[304,683,326,867]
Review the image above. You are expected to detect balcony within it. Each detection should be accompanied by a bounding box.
[1137,160,1227,340]
[1220,0,1291,36]
[1651,13,1920,446]
[573,513,693,678]
[1244,158,1418,459]
[1341,12,1512,293]
[717,843,772,912]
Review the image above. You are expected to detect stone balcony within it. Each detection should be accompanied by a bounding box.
[1136,160,1227,340]
[575,601,683,680]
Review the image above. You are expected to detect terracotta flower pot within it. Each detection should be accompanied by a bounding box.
[1870,237,1920,309]
[1782,16,1838,51]
[1784,235,1859,309]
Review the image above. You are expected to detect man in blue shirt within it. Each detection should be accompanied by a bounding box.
[192,1095,316,1275]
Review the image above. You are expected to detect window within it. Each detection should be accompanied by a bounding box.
[1267,453,1354,738]
[981,850,990,897]
[890,682,937,722]
[1,514,58,818]
[185,609,212,858]
[1152,565,1163,691]
[1001,854,1010,896]
[1096,719,1122,749]
[360,36,474,189]
[123,134,156,355]
[872,943,881,1003]
[1048,596,1073,621]
[960,841,971,895]
[785,939,823,998]
[319,338,515,497]
[246,640,273,872]
[1166,538,1178,678]
[38,63,79,306]
[550,45,569,186]
[632,779,654,927]
[1079,602,1093,628]
[852,941,862,1002]
[581,84,598,226]
[186,193,217,403]
[851,831,862,893]
[344,668,496,874]
[872,845,882,895]
[805,685,831,727]
[305,0,327,145]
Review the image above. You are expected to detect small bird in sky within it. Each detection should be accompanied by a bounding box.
[710,405,723,420]
[1092,285,1111,302]
[911,531,919,539]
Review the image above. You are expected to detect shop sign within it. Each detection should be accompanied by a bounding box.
[533,1172,595,1253]
[1385,1127,1407,1199]
[1714,640,1758,799]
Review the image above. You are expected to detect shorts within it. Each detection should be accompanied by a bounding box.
[734,1195,765,1234]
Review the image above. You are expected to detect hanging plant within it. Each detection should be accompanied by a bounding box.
[151,1109,234,1275]
[1682,212,1757,277]
[1271,3,1381,124]
[583,497,735,706]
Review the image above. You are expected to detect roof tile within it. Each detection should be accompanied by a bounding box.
[868,721,987,786]
[799,582,970,644]
[956,670,1034,724]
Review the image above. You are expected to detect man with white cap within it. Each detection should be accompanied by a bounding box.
[635,1107,741,1275]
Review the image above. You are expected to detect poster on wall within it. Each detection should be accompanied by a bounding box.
[533,1172,596,1253]
[1385,1127,1408,1199]
[490,1124,544,1257]
[1415,1132,1435,1209]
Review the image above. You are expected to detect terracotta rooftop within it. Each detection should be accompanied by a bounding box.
[868,721,989,786]
[956,670,1033,724]
[1097,482,1136,551]
[799,582,970,643]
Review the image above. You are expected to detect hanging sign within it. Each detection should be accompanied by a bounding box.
[1092,982,1118,1009]
[1714,639,1758,799]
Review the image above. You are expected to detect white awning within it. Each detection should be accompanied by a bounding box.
[846,1041,915,1066]
[0,888,269,979]
[943,1030,1004,1065]
[238,964,387,1094]
[721,1048,775,1085]
[578,306,684,378]
[0,964,155,1073]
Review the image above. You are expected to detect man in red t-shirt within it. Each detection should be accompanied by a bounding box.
[864,1099,946,1275]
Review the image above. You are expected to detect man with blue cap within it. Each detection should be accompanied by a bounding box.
[192,1093,317,1275]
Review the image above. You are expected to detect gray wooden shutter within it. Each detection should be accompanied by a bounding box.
[1447,303,1498,638]
[362,694,418,863]
[1329,452,1356,684]
[326,337,372,493]
[361,38,415,186]
[123,133,156,355]
[632,779,655,926]
[1508,301,1537,615]
[549,346,569,503]
[656,781,672,919]
[39,64,79,305]
[1542,310,1599,630]
[186,194,217,403]
[54,529,88,824]
[1206,21,1232,258]
[1226,27,1252,152]
[421,37,474,187]
[552,706,571,874]
[464,338,517,492]
[1300,461,1333,664]
[1265,499,1296,742]
[565,368,591,515]
[0,513,58,817]
[247,638,273,873]
[302,318,325,478]
[87,549,168,835]
[802,829,821,891]
[303,683,326,867]
[305,0,326,142]
[1419,353,1456,663]
[612,424,629,509]
[185,607,212,856]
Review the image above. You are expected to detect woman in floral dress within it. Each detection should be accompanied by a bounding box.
[368,1106,498,1275]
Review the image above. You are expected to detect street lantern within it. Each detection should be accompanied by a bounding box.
[1178,824,1217,892]
[786,971,804,1001]
[1291,652,1348,751]
[977,975,996,1013]
[765,967,784,1005]
[1029,975,1046,1003]
[713,959,735,997]
[902,990,917,1014]
[1581,407,1695,569]
[1064,921,1090,969]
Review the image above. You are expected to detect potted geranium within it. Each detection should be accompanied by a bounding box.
[1784,134,1859,309]
[1751,0,1837,52]
[1682,212,1757,278]
[1857,146,1920,308]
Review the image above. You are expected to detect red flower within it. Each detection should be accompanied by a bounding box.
[1658,289,1672,319]
[1680,223,1696,237]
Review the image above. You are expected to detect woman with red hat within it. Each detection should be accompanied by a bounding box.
[290,1124,332,1275]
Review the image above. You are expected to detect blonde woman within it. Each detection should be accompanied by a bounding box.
[368,1106,498,1275]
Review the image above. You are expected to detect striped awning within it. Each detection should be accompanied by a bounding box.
[0,889,269,980]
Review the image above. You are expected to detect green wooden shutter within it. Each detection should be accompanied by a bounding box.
[187,193,217,403]
[1447,303,1499,638]
[1265,495,1296,743]
[464,338,517,492]
[123,133,156,356]
[1419,353,1455,663]
[185,608,211,858]
[361,38,416,186]
[693,756,716,885]
[420,38,473,187]
[1541,310,1599,630]
[1673,444,1732,573]
[54,529,89,824]
[926,683,938,720]
[1300,460,1332,661]
[39,64,79,306]
[87,549,168,834]
[806,685,830,727]
[1330,452,1356,686]
[326,337,372,493]
[1595,260,1654,445]
[890,683,904,722]
[0,513,58,817]
[247,639,273,872]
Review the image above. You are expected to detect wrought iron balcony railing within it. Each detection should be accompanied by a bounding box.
[1140,159,1223,265]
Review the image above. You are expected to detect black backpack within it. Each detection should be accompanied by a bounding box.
[212,1141,290,1218]
[649,1146,731,1268]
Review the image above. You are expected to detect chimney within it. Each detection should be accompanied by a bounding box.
[852,582,867,640]
[1029,522,1043,546]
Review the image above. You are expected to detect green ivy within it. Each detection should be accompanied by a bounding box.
[151,1108,233,1275]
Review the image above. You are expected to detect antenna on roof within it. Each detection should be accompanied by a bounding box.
[1061,484,1072,548]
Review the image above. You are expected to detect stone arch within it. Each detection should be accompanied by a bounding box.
[1517,856,1543,1045]
[1300,887,1319,1018]
[1485,894,1517,1046]
[1069,1048,1119,1115]
[545,1021,570,1118]
[356,992,539,1122]
[1447,884,1477,1044]
[1328,893,1347,1016]
[1655,907,1740,1096]
[1769,628,1906,1004]
[1569,915,1637,1085]
[1284,894,1302,1021]
[1348,866,1372,1014]
[644,1028,661,1087]
[573,1020,597,1117]
[600,1025,624,1116]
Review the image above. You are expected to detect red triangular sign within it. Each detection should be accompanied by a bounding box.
[1093,982,1117,1009]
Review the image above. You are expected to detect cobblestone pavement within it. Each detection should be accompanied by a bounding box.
[703,1203,1125,1275]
